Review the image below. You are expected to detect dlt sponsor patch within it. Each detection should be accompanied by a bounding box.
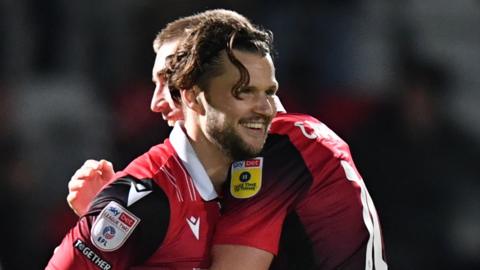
[230,157,263,199]
[91,201,140,251]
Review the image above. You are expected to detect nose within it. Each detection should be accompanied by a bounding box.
[253,94,276,118]
[151,84,168,112]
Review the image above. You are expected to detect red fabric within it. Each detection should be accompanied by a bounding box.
[47,141,220,269]
[214,113,385,269]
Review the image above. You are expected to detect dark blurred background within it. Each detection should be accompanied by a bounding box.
[1,0,479,269]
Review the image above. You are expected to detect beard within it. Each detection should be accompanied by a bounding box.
[206,113,267,161]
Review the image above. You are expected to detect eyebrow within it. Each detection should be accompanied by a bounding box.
[243,83,279,92]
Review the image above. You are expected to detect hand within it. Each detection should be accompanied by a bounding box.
[67,159,115,216]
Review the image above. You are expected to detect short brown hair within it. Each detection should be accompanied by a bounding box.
[153,9,252,52]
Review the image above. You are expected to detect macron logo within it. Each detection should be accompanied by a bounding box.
[186,216,200,240]
[127,181,152,207]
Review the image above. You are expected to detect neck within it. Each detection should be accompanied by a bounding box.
[184,118,231,194]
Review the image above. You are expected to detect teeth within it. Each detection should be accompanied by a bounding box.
[242,122,264,129]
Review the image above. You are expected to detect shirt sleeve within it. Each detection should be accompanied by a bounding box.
[280,115,387,269]
[46,176,170,269]
[295,158,375,269]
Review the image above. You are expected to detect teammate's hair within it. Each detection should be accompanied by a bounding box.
[153,9,252,52]
[153,9,274,101]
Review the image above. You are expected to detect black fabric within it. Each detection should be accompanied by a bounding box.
[260,133,314,210]
[87,175,170,264]
[270,212,315,270]
[261,135,315,269]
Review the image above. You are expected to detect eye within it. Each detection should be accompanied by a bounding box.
[238,87,254,96]
[266,89,276,96]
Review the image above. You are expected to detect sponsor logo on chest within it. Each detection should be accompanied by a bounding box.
[230,157,263,199]
[91,201,140,251]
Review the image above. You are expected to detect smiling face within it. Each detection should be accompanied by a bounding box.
[198,49,278,160]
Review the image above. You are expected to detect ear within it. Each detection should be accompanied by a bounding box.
[180,86,206,115]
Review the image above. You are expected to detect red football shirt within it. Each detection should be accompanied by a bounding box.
[47,124,221,270]
[213,113,387,270]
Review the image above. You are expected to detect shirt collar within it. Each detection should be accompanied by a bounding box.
[169,122,218,201]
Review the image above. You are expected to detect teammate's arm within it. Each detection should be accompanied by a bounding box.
[48,176,170,269]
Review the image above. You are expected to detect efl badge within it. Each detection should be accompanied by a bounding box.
[91,201,140,251]
[230,157,263,199]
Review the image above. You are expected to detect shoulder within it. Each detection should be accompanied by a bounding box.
[119,141,176,180]
[271,113,339,142]
[88,175,169,214]
[270,113,351,160]
[87,175,170,261]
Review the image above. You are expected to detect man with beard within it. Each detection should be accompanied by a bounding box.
[62,10,387,270]
[47,10,277,269]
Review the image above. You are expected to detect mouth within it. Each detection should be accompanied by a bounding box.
[241,122,266,129]
[239,119,270,137]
